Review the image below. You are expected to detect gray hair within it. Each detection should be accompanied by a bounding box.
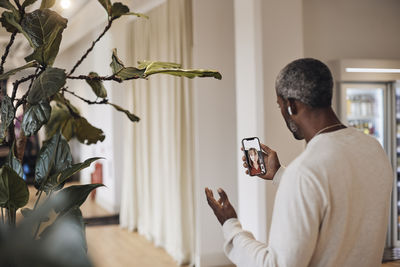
[275,58,333,108]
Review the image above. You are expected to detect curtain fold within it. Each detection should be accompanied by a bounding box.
[119,0,195,264]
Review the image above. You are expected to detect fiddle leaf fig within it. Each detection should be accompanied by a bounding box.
[0,95,15,142]
[22,100,52,136]
[35,132,72,192]
[27,67,66,104]
[54,184,104,215]
[0,165,29,209]
[109,103,139,122]
[5,143,23,178]
[47,157,102,192]
[0,61,38,81]
[40,0,55,9]
[86,72,107,98]
[22,9,67,65]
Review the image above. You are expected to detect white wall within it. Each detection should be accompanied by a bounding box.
[261,0,305,238]
[192,0,237,266]
[303,0,400,62]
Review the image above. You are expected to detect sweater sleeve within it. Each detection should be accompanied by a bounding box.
[222,170,325,267]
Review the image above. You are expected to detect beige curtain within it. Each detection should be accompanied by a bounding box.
[119,0,195,265]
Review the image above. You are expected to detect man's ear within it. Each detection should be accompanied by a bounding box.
[287,98,297,115]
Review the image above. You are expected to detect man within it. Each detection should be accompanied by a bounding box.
[205,58,393,267]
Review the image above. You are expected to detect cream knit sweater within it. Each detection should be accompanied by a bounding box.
[223,127,393,267]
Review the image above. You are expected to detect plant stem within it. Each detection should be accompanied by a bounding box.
[33,190,43,209]
[1,208,4,224]
[68,19,114,76]
[67,74,122,83]
[0,31,17,75]
[63,89,109,105]
[11,73,38,102]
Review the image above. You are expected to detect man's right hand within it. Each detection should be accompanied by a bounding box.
[242,143,281,180]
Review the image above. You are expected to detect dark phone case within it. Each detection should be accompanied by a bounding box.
[241,137,266,176]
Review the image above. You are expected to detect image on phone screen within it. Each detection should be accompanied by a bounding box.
[242,137,266,176]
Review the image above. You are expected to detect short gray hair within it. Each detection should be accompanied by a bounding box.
[275,58,333,108]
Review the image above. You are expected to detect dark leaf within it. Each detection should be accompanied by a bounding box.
[35,132,72,192]
[22,9,67,65]
[40,0,55,9]
[47,157,102,192]
[0,61,38,81]
[25,31,62,66]
[97,0,111,15]
[27,67,66,104]
[0,95,14,142]
[0,0,17,12]
[110,2,129,19]
[54,184,104,215]
[75,117,105,145]
[86,72,107,98]
[110,49,144,80]
[0,10,23,34]
[0,166,29,209]
[22,0,38,8]
[109,103,139,122]
[5,142,23,177]
[22,100,51,136]
[110,48,125,74]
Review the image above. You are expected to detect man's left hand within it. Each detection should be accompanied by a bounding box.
[205,187,237,225]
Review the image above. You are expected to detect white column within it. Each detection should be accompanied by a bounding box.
[234,0,268,242]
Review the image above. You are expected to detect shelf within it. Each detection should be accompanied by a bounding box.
[347,115,377,121]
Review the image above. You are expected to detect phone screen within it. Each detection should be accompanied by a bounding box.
[242,137,266,176]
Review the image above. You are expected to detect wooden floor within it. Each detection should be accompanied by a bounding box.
[21,185,400,267]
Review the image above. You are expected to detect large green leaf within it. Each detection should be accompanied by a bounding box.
[0,166,29,209]
[0,95,15,142]
[22,100,51,136]
[54,184,104,215]
[86,72,107,98]
[0,61,38,81]
[27,67,66,104]
[45,106,73,140]
[5,143,23,177]
[22,0,38,8]
[46,157,102,192]
[109,103,139,122]
[21,9,67,65]
[40,0,55,9]
[110,49,222,80]
[75,117,105,145]
[35,132,72,192]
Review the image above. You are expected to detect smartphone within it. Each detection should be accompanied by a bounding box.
[242,137,266,176]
